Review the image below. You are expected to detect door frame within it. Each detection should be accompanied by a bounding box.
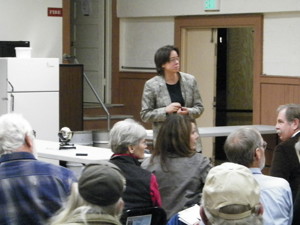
[174,14,263,124]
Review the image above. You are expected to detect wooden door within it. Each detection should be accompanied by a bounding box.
[181,28,217,159]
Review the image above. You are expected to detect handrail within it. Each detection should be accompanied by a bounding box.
[63,54,111,131]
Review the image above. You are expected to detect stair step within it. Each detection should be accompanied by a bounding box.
[84,114,133,121]
[83,115,134,130]
[84,103,128,116]
[84,102,124,109]
[83,103,133,130]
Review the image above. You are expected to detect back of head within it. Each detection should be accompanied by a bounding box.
[154,114,195,158]
[0,113,34,155]
[109,119,146,154]
[50,163,126,225]
[202,162,261,224]
[78,161,126,207]
[224,127,262,167]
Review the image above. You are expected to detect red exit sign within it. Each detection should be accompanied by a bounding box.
[48,8,63,17]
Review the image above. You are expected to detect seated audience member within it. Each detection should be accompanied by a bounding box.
[200,162,263,225]
[292,139,300,225]
[142,114,212,219]
[0,113,77,225]
[167,214,187,225]
[224,127,293,225]
[109,119,162,210]
[292,191,300,225]
[270,103,300,201]
[49,162,126,225]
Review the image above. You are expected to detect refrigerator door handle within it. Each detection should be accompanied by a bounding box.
[7,80,15,111]
[7,80,14,92]
[10,93,14,112]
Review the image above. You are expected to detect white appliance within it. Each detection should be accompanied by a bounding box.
[0,58,59,141]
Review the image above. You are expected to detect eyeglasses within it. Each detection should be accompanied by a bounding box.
[260,141,267,150]
[169,57,180,63]
[32,130,36,138]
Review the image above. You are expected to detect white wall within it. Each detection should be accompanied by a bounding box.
[117,0,300,76]
[117,0,300,17]
[0,0,62,61]
[264,12,300,76]
[119,17,174,71]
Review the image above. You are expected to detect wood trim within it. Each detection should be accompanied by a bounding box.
[119,72,156,79]
[174,14,263,124]
[59,64,84,131]
[62,0,71,59]
[111,0,120,103]
[260,75,300,85]
[259,76,300,125]
[111,0,156,125]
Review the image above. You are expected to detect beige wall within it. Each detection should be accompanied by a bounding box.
[117,0,300,17]
[117,1,300,77]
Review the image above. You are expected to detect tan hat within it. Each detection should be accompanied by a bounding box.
[202,162,260,220]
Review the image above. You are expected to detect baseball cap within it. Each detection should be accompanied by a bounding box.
[78,162,126,206]
[202,162,260,220]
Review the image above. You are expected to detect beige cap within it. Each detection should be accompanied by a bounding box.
[202,162,260,220]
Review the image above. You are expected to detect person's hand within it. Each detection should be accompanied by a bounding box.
[165,102,181,114]
[177,107,189,115]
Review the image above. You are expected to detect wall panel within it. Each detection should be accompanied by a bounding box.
[260,76,300,125]
[118,74,155,129]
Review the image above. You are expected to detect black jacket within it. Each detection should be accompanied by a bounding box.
[110,155,153,210]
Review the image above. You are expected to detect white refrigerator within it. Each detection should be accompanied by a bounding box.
[0,58,59,141]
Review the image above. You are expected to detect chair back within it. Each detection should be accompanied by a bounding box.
[120,206,167,225]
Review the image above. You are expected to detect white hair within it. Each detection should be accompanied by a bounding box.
[0,113,35,155]
[48,183,123,225]
[203,204,263,225]
[109,119,147,153]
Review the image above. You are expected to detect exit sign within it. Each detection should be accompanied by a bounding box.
[204,0,220,11]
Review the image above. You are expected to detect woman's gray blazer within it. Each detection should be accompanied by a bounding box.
[140,72,204,140]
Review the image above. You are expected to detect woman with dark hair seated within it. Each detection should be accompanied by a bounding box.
[142,114,212,220]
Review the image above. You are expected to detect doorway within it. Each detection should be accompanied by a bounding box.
[215,27,254,160]
[176,15,261,161]
[71,0,112,103]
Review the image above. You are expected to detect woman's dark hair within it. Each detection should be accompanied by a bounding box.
[154,45,180,75]
[152,114,196,171]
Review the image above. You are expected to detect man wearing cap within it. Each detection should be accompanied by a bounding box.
[49,162,126,225]
[0,113,77,225]
[200,162,263,225]
[224,127,293,225]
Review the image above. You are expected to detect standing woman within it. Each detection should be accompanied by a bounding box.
[140,45,204,144]
[141,114,212,220]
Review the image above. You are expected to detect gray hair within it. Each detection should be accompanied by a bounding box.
[277,104,300,125]
[224,127,262,167]
[49,183,123,225]
[202,204,263,225]
[0,113,35,155]
[109,119,147,154]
